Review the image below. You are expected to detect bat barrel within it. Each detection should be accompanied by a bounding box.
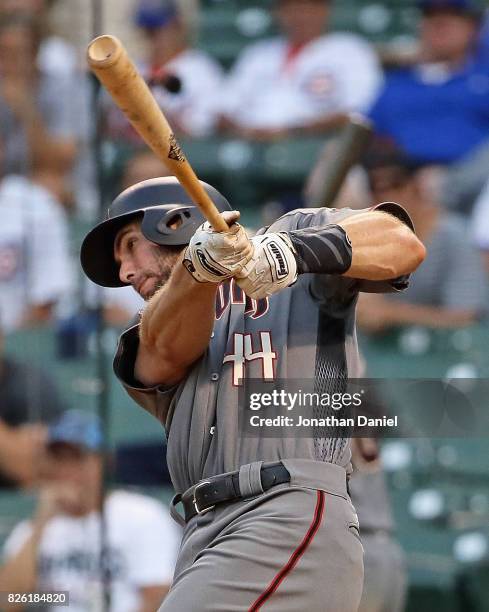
[86,34,228,231]
[87,35,123,68]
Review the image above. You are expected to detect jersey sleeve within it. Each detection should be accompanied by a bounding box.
[266,203,414,310]
[113,318,178,428]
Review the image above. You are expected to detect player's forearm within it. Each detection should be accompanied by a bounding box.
[136,259,218,386]
[338,211,425,280]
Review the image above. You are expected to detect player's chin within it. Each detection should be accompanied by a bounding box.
[140,276,168,300]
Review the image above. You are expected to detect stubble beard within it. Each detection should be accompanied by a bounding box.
[139,246,182,300]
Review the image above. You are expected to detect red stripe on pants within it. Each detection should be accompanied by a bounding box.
[248,490,326,611]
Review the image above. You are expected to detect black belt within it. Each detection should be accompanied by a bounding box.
[181,463,290,522]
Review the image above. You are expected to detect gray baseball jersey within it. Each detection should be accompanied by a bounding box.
[114,205,410,495]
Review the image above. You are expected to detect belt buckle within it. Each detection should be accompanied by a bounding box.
[193,481,214,516]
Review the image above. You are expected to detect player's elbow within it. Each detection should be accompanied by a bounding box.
[399,229,426,274]
[373,229,426,280]
[368,229,426,280]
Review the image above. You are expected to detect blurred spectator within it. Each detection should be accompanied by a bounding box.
[350,438,407,612]
[0,12,85,205]
[369,0,489,169]
[104,0,223,141]
[0,0,78,78]
[477,5,489,61]
[0,166,73,331]
[0,410,180,611]
[0,2,96,218]
[356,141,487,334]
[470,178,489,275]
[0,327,64,488]
[218,0,382,140]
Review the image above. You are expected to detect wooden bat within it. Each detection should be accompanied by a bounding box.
[305,114,373,207]
[87,35,228,231]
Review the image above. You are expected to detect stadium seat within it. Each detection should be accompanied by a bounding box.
[198,1,418,67]
[3,326,162,444]
[198,5,276,68]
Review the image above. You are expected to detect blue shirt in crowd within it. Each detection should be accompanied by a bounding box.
[369,59,489,164]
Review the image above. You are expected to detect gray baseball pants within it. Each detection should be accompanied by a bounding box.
[160,459,364,611]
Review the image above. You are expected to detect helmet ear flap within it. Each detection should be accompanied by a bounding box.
[156,209,192,233]
[141,206,203,246]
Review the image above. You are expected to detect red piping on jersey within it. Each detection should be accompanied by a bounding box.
[248,490,325,611]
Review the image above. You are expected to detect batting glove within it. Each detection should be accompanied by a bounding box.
[236,232,298,299]
[183,211,254,283]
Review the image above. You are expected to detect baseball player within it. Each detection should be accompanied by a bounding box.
[80,177,425,611]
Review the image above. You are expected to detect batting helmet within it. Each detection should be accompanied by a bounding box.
[80,176,231,288]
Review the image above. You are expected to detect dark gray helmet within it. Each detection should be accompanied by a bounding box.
[80,176,231,287]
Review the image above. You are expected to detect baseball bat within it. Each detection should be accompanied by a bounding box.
[87,35,229,231]
[306,114,373,207]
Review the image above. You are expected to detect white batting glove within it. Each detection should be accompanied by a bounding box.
[183,211,254,283]
[236,232,298,299]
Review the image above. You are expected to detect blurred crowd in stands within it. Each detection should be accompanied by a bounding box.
[0,0,488,610]
[0,0,486,333]
[0,410,179,611]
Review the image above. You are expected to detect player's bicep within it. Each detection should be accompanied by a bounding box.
[135,345,187,388]
[307,204,413,301]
